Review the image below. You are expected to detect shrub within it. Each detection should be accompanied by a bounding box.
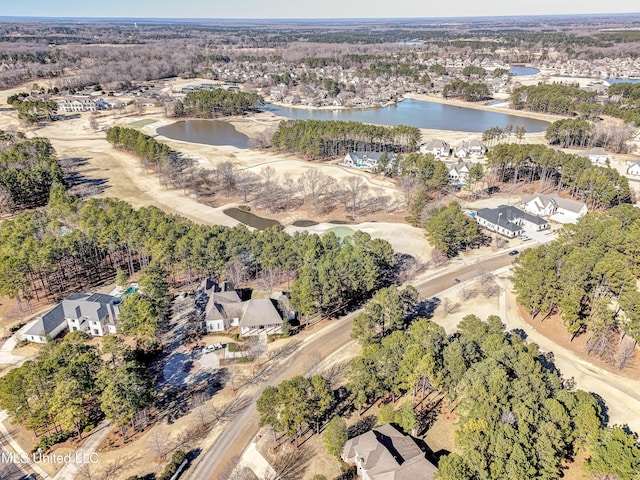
[158,450,188,480]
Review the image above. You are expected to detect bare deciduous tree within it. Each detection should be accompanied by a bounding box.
[614,336,637,370]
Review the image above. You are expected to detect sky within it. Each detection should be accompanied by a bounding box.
[0,0,637,19]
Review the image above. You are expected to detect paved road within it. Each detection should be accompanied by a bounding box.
[187,252,516,480]
[0,444,29,480]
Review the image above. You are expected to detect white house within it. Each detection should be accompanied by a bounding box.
[448,160,474,184]
[420,139,451,158]
[64,293,120,337]
[455,140,487,158]
[204,283,243,333]
[628,160,640,176]
[342,424,437,480]
[23,292,120,343]
[342,151,395,171]
[582,147,609,167]
[522,193,588,224]
[475,205,549,238]
[56,96,100,113]
[202,282,290,336]
[22,304,67,344]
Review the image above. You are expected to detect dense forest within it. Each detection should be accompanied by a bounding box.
[271,120,421,159]
[0,191,395,321]
[512,204,640,360]
[173,88,263,118]
[0,130,65,214]
[486,143,630,209]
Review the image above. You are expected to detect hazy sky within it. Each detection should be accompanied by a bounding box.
[1,0,637,19]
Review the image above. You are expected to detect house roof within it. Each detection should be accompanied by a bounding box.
[423,139,449,150]
[61,293,120,326]
[522,193,586,214]
[238,298,283,328]
[24,304,66,338]
[584,147,608,157]
[477,205,548,231]
[342,424,437,480]
[347,151,395,162]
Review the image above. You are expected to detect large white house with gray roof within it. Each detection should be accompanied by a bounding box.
[22,292,121,343]
[64,293,120,337]
[475,205,549,238]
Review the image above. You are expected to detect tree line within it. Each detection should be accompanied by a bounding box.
[512,204,640,361]
[0,130,65,214]
[545,117,635,152]
[173,88,263,118]
[350,308,640,480]
[271,120,421,159]
[511,82,640,128]
[0,190,395,321]
[106,126,175,165]
[510,84,597,115]
[486,143,630,209]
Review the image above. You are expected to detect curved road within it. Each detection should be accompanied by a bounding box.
[187,252,515,480]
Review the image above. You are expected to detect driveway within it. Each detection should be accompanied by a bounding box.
[0,323,31,367]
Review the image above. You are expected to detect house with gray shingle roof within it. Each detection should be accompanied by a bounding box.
[22,292,121,343]
[64,293,120,337]
[202,282,290,336]
[23,304,67,344]
[475,205,549,238]
[342,423,437,480]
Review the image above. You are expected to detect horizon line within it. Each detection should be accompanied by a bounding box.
[1,12,640,21]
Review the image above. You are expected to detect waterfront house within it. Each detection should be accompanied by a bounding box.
[420,139,451,158]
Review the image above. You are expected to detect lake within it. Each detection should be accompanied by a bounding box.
[157,120,252,148]
[510,66,540,76]
[263,98,549,133]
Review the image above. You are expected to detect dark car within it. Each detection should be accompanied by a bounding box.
[509,250,519,256]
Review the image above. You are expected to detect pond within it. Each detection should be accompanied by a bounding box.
[263,98,549,133]
[157,120,252,148]
[510,66,540,76]
[223,208,281,230]
[606,78,640,85]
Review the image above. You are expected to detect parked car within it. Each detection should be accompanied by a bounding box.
[204,344,216,354]
[453,278,461,284]
[509,250,519,256]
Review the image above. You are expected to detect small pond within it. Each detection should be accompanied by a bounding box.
[510,66,540,76]
[157,120,252,148]
[223,208,281,230]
